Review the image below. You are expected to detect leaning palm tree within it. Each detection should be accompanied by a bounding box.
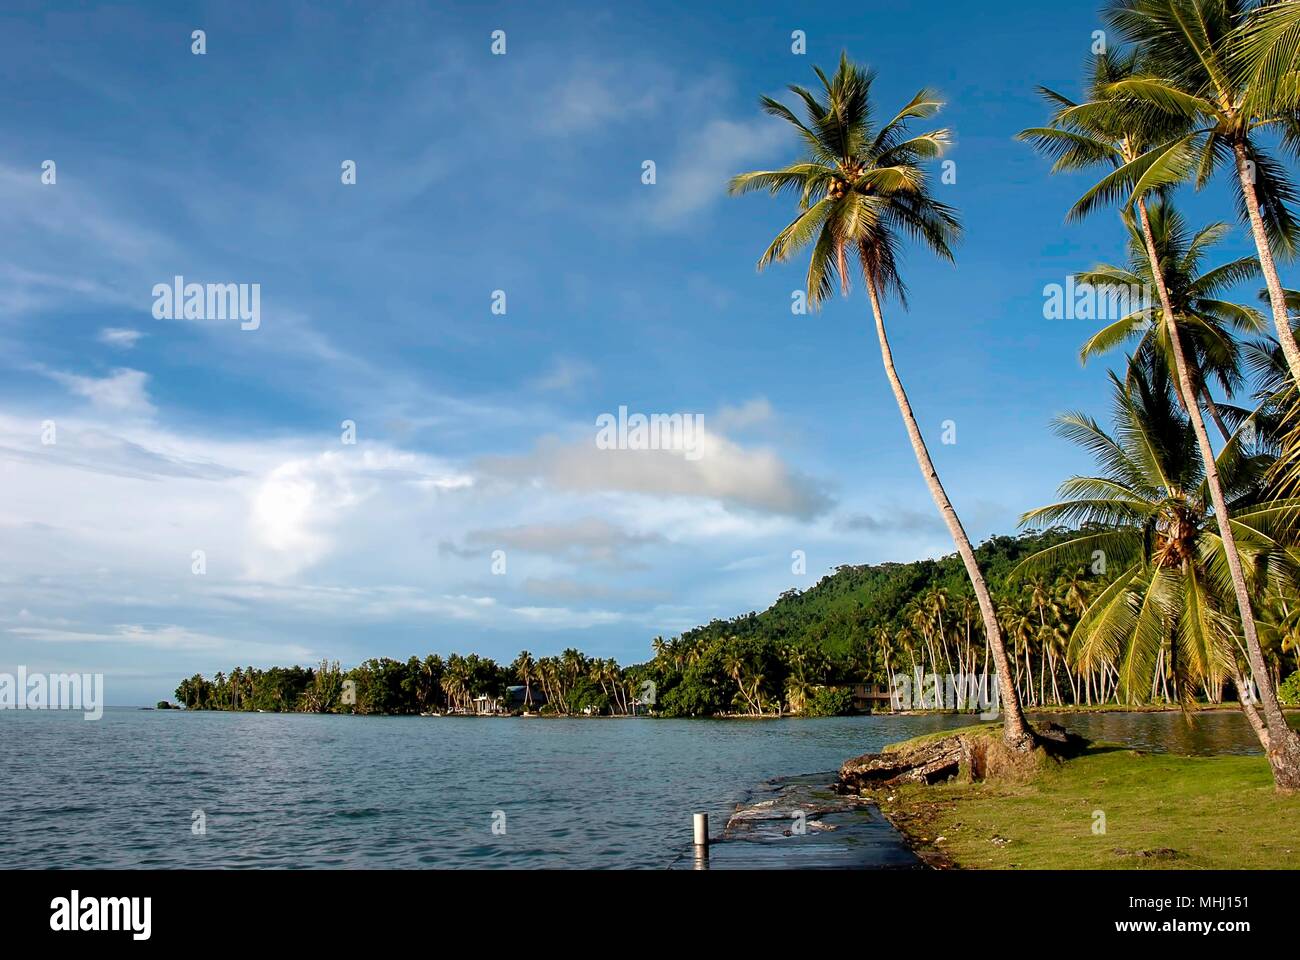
[1074,199,1264,439]
[729,53,1034,749]
[1101,0,1300,386]
[1021,43,1300,787]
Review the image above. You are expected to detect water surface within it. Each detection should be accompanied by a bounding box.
[0,707,1274,869]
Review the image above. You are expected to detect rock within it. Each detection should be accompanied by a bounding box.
[837,723,1091,794]
[1033,721,1090,756]
[838,734,971,790]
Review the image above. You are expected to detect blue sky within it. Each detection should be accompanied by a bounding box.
[0,1,1271,702]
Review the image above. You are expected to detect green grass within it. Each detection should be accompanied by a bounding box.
[884,744,1300,869]
[881,721,1001,752]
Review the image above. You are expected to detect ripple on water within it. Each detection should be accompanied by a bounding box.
[0,709,1271,868]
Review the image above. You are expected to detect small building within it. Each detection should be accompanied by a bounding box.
[851,682,893,712]
[505,684,547,710]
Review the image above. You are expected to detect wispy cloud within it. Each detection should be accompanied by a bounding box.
[45,367,155,416]
[449,517,663,568]
[98,327,144,349]
[642,117,788,228]
[533,61,663,135]
[530,355,595,393]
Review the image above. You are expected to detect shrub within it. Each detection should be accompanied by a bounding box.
[803,686,854,717]
[1279,671,1300,706]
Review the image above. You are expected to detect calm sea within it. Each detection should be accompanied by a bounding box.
[0,708,1269,869]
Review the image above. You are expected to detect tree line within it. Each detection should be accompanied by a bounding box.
[179,524,1296,718]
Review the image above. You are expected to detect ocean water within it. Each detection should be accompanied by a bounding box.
[0,708,1269,869]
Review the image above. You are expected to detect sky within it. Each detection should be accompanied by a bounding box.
[0,0,1274,703]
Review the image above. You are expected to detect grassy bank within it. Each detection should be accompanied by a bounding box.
[874,727,1300,869]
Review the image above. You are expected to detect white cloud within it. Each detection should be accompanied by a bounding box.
[247,447,474,580]
[715,397,774,432]
[47,367,155,416]
[98,327,143,349]
[480,418,832,519]
[643,117,788,228]
[0,391,843,702]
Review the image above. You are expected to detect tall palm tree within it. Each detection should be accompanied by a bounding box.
[998,599,1037,705]
[1021,44,1300,787]
[1074,200,1264,439]
[1101,0,1300,386]
[1024,576,1060,705]
[511,650,536,708]
[729,53,1034,749]
[1015,364,1294,713]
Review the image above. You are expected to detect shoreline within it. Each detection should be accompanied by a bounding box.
[153,703,1298,720]
[837,724,1300,870]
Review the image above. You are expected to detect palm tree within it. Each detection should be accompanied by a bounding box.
[511,650,536,709]
[1074,200,1264,439]
[1024,576,1060,705]
[729,53,1034,749]
[998,599,1037,705]
[1021,42,1300,787]
[784,671,813,715]
[1101,0,1300,386]
[1231,0,1300,111]
[1018,362,1300,774]
[1019,366,1224,697]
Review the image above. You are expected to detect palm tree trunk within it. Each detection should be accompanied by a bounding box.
[980,626,990,706]
[1039,637,1046,706]
[1138,197,1300,789]
[884,643,895,713]
[1201,387,1233,444]
[1232,665,1270,751]
[866,276,1033,749]
[1235,141,1300,388]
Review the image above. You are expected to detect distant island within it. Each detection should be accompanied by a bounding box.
[175,527,1295,718]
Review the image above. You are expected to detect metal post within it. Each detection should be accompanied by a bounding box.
[693,812,709,854]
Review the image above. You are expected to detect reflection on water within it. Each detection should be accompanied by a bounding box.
[1032,709,1299,756]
